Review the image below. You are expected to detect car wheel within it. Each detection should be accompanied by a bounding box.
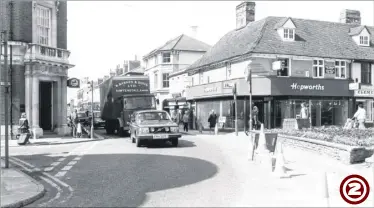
[136,137,142,147]
[171,138,178,147]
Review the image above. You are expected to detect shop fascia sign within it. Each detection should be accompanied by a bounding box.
[223,82,235,89]
[290,83,325,91]
[354,88,374,97]
[204,86,218,93]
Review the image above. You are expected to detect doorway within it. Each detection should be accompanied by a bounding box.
[40,81,53,131]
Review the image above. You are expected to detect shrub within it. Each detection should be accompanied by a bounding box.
[269,126,374,147]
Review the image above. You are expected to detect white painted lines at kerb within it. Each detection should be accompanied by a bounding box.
[54,141,98,178]
[9,156,75,204]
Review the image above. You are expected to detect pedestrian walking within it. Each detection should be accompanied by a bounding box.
[183,112,189,132]
[352,103,366,129]
[208,110,217,134]
[71,109,79,138]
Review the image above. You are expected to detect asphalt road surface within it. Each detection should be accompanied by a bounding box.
[5,129,253,207]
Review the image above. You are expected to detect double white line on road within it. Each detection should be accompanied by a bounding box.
[9,157,74,205]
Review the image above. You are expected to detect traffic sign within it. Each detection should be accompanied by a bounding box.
[339,174,370,205]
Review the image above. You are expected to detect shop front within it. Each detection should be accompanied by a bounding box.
[351,84,374,127]
[186,77,353,130]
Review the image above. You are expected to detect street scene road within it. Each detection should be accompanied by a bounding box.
[2,129,373,207]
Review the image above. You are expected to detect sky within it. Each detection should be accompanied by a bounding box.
[66,0,374,100]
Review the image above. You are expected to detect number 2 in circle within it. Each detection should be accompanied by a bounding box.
[348,182,361,196]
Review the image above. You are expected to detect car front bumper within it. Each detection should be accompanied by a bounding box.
[137,133,182,140]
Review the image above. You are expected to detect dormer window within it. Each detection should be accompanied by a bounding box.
[284,28,294,40]
[349,25,371,47]
[359,36,369,46]
[275,17,296,41]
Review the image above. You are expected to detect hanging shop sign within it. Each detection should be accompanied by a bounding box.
[67,78,80,88]
[354,89,374,97]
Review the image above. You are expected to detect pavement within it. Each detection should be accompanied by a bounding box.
[0,129,373,207]
[1,160,45,208]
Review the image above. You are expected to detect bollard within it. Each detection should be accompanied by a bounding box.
[255,124,269,154]
[214,123,218,135]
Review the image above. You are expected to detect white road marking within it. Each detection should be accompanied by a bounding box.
[61,165,73,171]
[44,167,54,172]
[55,171,67,178]
[58,158,65,162]
[73,156,81,161]
[9,158,33,172]
[37,176,61,207]
[67,161,77,166]
[51,162,60,166]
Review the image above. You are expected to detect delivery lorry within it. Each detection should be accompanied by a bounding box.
[99,76,157,136]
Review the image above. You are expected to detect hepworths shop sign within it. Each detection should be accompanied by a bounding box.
[271,78,351,96]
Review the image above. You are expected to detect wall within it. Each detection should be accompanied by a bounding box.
[169,72,188,94]
[291,60,313,77]
[178,51,205,65]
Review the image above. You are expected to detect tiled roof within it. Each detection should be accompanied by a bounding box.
[143,34,211,59]
[187,16,374,71]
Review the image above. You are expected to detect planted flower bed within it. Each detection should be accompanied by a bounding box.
[268,126,374,164]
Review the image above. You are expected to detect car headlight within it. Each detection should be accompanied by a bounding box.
[170,127,179,133]
[139,128,149,134]
[150,127,155,132]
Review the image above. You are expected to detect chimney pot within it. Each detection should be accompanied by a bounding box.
[339,9,361,25]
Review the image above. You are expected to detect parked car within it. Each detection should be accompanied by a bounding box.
[88,111,105,129]
[77,111,90,126]
[129,110,181,147]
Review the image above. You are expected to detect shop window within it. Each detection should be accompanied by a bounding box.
[277,58,290,77]
[361,63,372,84]
[313,59,324,78]
[162,53,171,63]
[356,100,374,122]
[335,61,346,79]
[162,73,170,88]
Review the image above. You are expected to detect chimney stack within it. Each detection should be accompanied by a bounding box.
[236,1,256,30]
[340,9,361,25]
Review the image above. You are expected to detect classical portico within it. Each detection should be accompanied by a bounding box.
[24,44,74,138]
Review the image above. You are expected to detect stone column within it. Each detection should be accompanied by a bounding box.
[56,77,65,135]
[24,68,31,123]
[31,75,43,138]
[59,75,70,135]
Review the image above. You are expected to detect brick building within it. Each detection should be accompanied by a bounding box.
[0,1,74,138]
[186,2,374,130]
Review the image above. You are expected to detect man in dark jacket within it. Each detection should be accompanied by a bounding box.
[208,110,217,134]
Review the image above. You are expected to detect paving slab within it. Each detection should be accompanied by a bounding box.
[1,161,45,208]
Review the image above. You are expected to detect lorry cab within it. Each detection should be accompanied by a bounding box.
[120,95,157,134]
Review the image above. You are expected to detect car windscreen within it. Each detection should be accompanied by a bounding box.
[123,96,156,110]
[136,112,171,122]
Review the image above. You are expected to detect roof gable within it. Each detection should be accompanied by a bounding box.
[274,17,296,29]
[143,34,211,59]
[187,16,374,71]
[349,25,371,36]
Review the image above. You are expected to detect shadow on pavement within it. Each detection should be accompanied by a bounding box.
[147,139,196,148]
[18,153,218,207]
[28,139,96,146]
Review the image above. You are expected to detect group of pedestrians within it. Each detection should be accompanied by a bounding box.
[171,109,190,132]
[68,109,83,138]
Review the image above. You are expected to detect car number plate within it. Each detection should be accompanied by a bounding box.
[153,134,168,139]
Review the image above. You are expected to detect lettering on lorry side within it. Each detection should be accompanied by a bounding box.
[115,80,149,88]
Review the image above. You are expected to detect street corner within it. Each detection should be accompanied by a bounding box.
[1,168,45,208]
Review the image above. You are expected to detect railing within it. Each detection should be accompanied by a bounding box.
[25,43,71,63]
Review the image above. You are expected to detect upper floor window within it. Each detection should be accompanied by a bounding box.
[361,63,372,84]
[283,28,294,40]
[199,73,203,84]
[162,73,170,88]
[154,72,158,89]
[191,77,194,86]
[36,5,51,46]
[206,76,210,83]
[359,36,369,46]
[313,59,324,78]
[335,61,346,79]
[277,58,290,76]
[162,53,171,63]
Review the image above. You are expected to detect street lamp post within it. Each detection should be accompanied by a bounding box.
[90,81,94,139]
